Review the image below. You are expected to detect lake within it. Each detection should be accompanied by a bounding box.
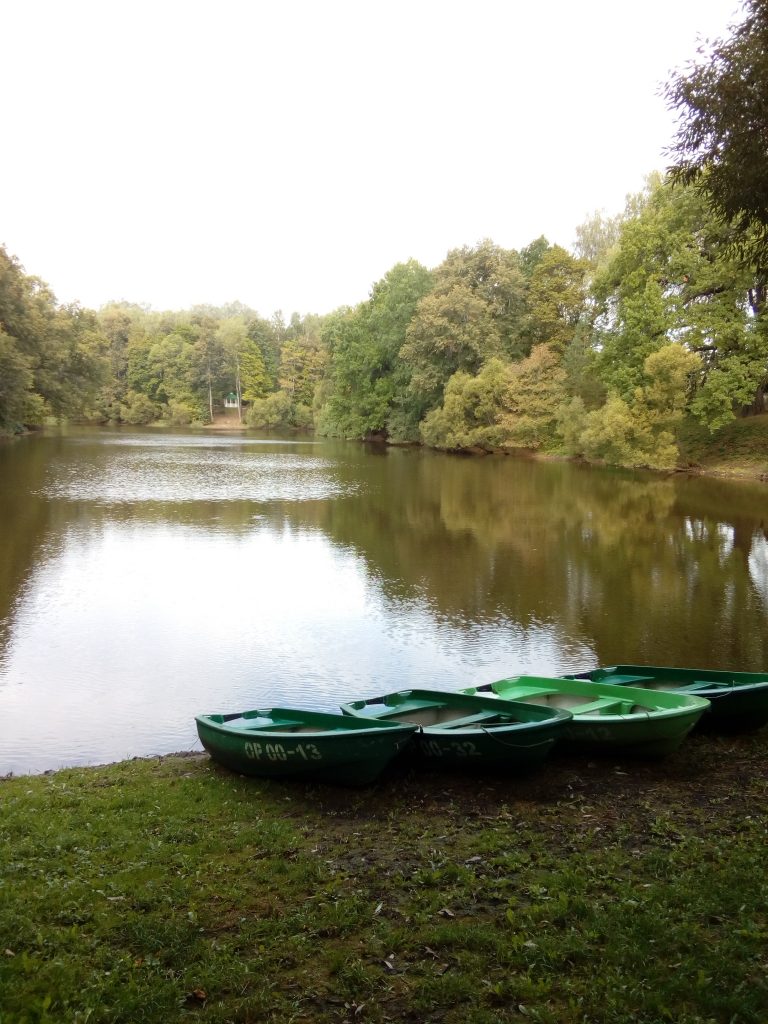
[1,426,767,775]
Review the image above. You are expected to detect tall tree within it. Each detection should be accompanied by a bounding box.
[245,314,280,389]
[0,327,35,429]
[240,342,270,403]
[216,316,250,421]
[523,245,588,353]
[0,246,106,431]
[665,0,768,272]
[436,240,528,358]
[191,314,225,423]
[319,260,433,439]
[41,304,106,417]
[519,236,551,277]
[399,282,500,426]
[278,336,327,408]
[574,210,623,269]
[97,304,138,415]
[396,242,525,437]
[593,177,767,427]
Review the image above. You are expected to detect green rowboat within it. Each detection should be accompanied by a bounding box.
[463,676,710,757]
[340,689,570,773]
[567,665,768,732]
[195,708,417,785]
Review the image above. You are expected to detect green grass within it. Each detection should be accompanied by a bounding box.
[677,413,768,477]
[2,734,768,1023]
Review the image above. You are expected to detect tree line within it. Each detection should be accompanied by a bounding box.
[2,1,766,470]
[319,170,766,470]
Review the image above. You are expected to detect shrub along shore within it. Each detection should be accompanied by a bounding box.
[2,728,767,1024]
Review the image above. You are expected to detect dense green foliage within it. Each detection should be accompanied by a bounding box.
[0,258,333,434]
[665,0,768,271]
[315,260,434,440]
[662,0,768,420]
[3,174,766,469]
[0,248,104,433]
[317,183,766,468]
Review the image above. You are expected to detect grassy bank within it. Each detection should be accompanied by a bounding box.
[2,731,767,1024]
[677,414,768,479]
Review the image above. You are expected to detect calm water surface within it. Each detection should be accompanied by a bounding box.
[1,427,767,775]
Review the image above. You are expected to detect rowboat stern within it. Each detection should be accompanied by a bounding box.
[195,709,418,786]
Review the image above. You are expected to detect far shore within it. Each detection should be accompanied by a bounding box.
[176,417,768,483]
[5,416,768,483]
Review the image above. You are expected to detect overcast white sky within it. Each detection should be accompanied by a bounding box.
[2,0,741,318]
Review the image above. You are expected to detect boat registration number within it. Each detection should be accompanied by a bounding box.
[243,741,322,762]
[422,739,480,758]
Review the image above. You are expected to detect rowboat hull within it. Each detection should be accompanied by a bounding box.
[464,676,709,758]
[567,665,768,732]
[340,689,570,773]
[195,708,417,785]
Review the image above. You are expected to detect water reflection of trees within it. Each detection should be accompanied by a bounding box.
[293,451,768,671]
[2,436,766,673]
[0,440,56,647]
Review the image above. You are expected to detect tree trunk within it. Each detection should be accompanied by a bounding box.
[748,378,768,415]
[206,354,214,422]
[748,279,765,318]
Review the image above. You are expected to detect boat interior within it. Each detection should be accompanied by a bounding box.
[510,690,597,709]
[214,717,313,732]
[209,711,393,733]
[499,691,656,717]
[431,712,529,731]
[618,678,714,692]
[582,673,744,693]
[361,704,531,729]
[374,706,492,726]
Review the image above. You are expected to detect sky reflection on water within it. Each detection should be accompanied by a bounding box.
[1,518,587,774]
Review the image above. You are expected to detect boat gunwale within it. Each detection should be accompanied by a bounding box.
[580,664,768,698]
[195,712,418,740]
[339,688,573,731]
[473,676,710,721]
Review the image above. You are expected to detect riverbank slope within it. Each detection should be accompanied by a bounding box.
[2,729,767,1023]
[676,412,768,479]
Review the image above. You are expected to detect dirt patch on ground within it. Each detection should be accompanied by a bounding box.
[207,415,247,430]
[192,727,766,864]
